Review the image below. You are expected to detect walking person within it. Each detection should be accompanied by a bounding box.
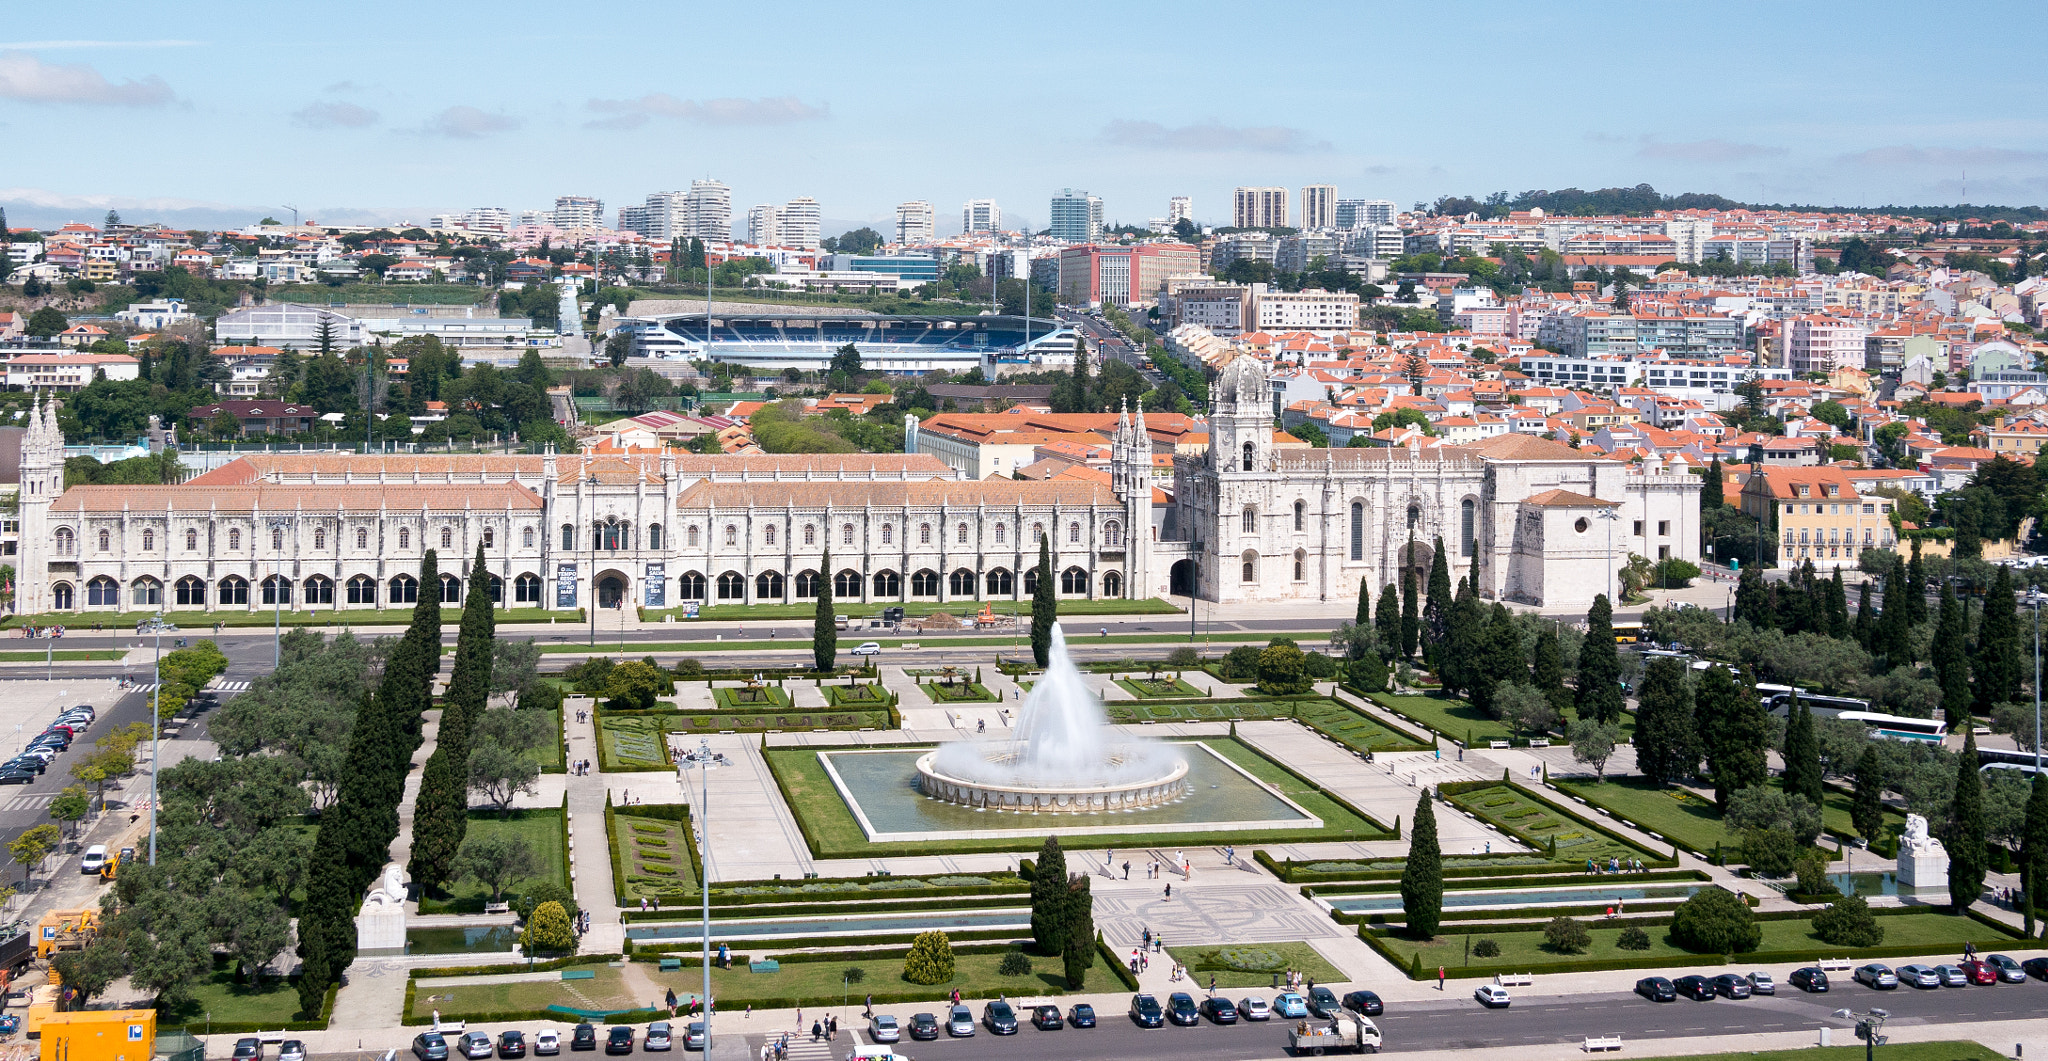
[1122,861,1130,880]
[1164,882,1172,900]
[1437,967,1446,991]
[666,988,678,1016]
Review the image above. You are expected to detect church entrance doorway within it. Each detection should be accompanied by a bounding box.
[1399,540,1433,590]
[597,574,627,608]
[1168,558,1196,597]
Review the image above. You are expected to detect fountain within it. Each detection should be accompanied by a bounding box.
[915,623,1188,813]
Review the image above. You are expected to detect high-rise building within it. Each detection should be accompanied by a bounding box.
[1049,188,1103,243]
[1299,185,1336,231]
[617,204,653,236]
[552,195,605,229]
[1232,187,1287,229]
[962,199,1001,234]
[682,180,731,241]
[896,201,936,245]
[747,204,781,246]
[778,197,821,249]
[1334,199,1397,230]
[1168,196,1192,226]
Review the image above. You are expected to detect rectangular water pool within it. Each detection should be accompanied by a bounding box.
[406,925,520,954]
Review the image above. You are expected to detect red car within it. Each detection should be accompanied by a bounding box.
[1959,959,1998,984]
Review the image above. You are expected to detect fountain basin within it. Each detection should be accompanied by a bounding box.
[915,750,1189,813]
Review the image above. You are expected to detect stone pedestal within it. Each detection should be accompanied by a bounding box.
[1895,813,1949,896]
[356,864,409,955]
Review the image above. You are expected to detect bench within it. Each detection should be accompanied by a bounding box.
[1488,740,1510,749]
[1816,958,1855,973]
[1493,973,1534,987]
[561,970,597,980]
[256,1031,290,1044]
[1584,1035,1623,1052]
[483,901,511,914]
[658,958,681,972]
[749,960,780,973]
[1529,738,1551,748]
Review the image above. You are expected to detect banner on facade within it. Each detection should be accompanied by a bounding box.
[645,563,665,608]
[556,563,577,608]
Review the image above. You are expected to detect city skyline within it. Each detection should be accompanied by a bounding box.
[1,0,2044,232]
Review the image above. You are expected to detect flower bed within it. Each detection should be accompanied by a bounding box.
[1114,676,1205,699]
[711,685,794,711]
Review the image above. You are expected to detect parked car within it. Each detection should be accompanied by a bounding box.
[0,767,37,785]
[868,1015,900,1043]
[1066,1003,1096,1028]
[1934,964,1969,987]
[1672,976,1716,1001]
[947,1005,976,1037]
[643,1023,672,1052]
[277,1043,306,1061]
[1854,964,1898,989]
[534,1030,561,1056]
[79,846,107,875]
[604,1027,635,1055]
[1198,997,1237,1024]
[1960,959,1998,984]
[411,1036,446,1061]
[1896,964,1941,989]
[498,1032,527,1059]
[1271,993,1309,1019]
[1635,977,1677,1002]
[1988,954,2028,983]
[1030,1006,1062,1030]
[2022,957,2048,982]
[1746,972,1775,996]
[1341,991,1383,1017]
[907,1014,940,1041]
[1711,974,1752,999]
[570,1025,597,1052]
[982,1001,1018,1035]
[851,642,882,656]
[1473,984,1511,1008]
[1307,986,1342,1018]
[1236,996,1271,1021]
[1167,993,1200,1026]
[3,756,45,773]
[1788,967,1830,993]
[1129,994,1164,1028]
[681,1024,704,1051]
[461,1032,496,1059]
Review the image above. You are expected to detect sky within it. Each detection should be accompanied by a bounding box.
[2,0,2044,235]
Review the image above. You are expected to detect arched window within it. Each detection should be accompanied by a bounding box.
[55,528,74,555]
[315,528,326,549]
[561,524,575,550]
[1243,507,1257,533]
[1106,521,1123,547]
[441,527,454,550]
[1406,504,1420,529]
[262,576,291,605]
[910,569,939,596]
[175,576,206,606]
[1060,566,1088,594]
[919,523,932,545]
[949,568,976,595]
[227,528,240,551]
[304,575,334,605]
[1068,521,1080,543]
[347,575,377,604]
[1294,548,1307,581]
[1023,566,1040,595]
[357,528,370,549]
[1294,501,1306,532]
[756,571,785,599]
[994,524,1006,545]
[678,572,707,600]
[986,568,1014,596]
[881,524,893,545]
[219,575,249,605]
[483,527,494,549]
[1349,502,1364,561]
[833,570,862,598]
[760,525,772,546]
[1241,552,1258,583]
[131,577,161,607]
[687,525,699,547]
[439,573,460,603]
[595,521,628,550]
[803,524,816,545]
[487,575,504,603]
[398,527,410,550]
[98,529,111,552]
[842,524,855,545]
[1460,498,1476,557]
[86,576,118,606]
[1103,571,1123,598]
[716,572,745,599]
[1242,440,1255,471]
[269,527,281,550]
[956,523,968,544]
[522,527,535,548]
[793,570,819,598]
[53,583,73,610]
[138,528,152,551]
[1033,522,1045,541]
[388,574,418,603]
[724,524,738,546]
[872,570,900,597]
[187,528,199,551]
[514,573,542,603]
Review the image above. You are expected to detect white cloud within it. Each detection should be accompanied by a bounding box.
[1636,139,1784,163]
[293,101,378,129]
[418,105,519,139]
[0,50,174,106]
[583,94,826,130]
[0,40,199,49]
[1839,145,2048,167]
[1098,119,1331,154]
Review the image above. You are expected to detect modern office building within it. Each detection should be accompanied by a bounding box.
[1334,199,1396,229]
[1232,187,1288,229]
[551,196,605,229]
[1299,185,1337,231]
[1049,189,1104,243]
[962,199,1001,234]
[1057,244,1201,307]
[837,253,940,283]
[682,181,732,241]
[896,201,935,245]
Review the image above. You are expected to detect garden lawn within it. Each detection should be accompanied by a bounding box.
[598,714,672,771]
[1370,692,1637,746]
[1101,697,1429,752]
[161,967,315,1028]
[1630,1046,1997,1061]
[1447,784,1662,865]
[641,598,1182,622]
[1115,676,1205,699]
[528,705,565,772]
[611,810,699,904]
[1555,776,1907,857]
[5,607,573,630]
[0,650,123,662]
[823,683,892,707]
[1165,941,1343,989]
[1373,910,2007,974]
[921,681,996,704]
[712,686,793,711]
[419,808,568,913]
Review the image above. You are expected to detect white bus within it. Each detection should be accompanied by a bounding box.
[1833,710,1946,743]
[1757,684,1874,719]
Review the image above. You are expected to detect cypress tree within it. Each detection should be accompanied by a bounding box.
[1576,595,1624,725]
[1438,584,1481,700]
[1472,602,1525,714]
[1634,657,1700,784]
[1781,695,1824,808]
[409,546,497,892]
[1029,836,1069,955]
[1875,555,1911,666]
[1356,578,1371,627]
[2021,774,2048,937]
[1852,581,1873,650]
[814,547,836,671]
[1697,666,1767,809]
[1949,730,1987,913]
[1423,537,1452,665]
[1531,624,1571,720]
[1851,753,1886,845]
[1399,791,1442,938]
[1906,542,1928,625]
[1701,458,1723,510]
[1400,561,1420,660]
[1031,536,1055,667]
[1935,584,1972,728]
[1061,875,1093,988]
[1375,582,1400,655]
[1735,566,1772,628]
[1975,566,2022,714]
[1826,568,1850,639]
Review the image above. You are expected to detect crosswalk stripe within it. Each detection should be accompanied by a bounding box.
[1,795,53,812]
[208,680,251,693]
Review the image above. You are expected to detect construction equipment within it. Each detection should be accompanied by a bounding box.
[1287,1013,1381,1055]
[31,911,96,960]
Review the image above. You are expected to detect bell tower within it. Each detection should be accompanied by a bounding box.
[1209,356,1273,475]
[17,395,65,615]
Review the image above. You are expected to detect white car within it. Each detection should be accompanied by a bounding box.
[79,845,107,876]
[1474,984,1511,1008]
[851,642,882,656]
[533,1031,560,1056]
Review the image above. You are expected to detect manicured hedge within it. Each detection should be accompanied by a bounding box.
[625,927,1024,953]
[1098,936,1140,990]
[623,893,1028,923]
[180,984,337,1035]
[1439,778,1678,866]
[1338,900,1696,926]
[709,881,1029,907]
[1304,868,1707,898]
[1257,848,1601,884]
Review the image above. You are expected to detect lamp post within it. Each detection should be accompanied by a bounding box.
[1831,1007,1888,1061]
[142,611,168,865]
[1597,508,1621,603]
[268,516,292,669]
[678,739,718,1054]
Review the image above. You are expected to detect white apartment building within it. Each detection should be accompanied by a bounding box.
[778,198,821,249]
[1255,289,1358,336]
[747,204,781,247]
[961,199,1001,234]
[1233,187,1288,229]
[896,201,936,245]
[1335,199,1396,229]
[1345,225,1405,260]
[1175,284,1260,336]
[552,196,605,229]
[1786,316,1872,375]
[1300,185,1337,231]
[1168,197,1192,225]
[683,181,732,241]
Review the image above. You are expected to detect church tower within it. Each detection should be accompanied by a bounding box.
[1109,399,1151,598]
[1209,356,1273,475]
[17,395,65,615]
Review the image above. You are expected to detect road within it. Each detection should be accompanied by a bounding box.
[1060,310,1163,386]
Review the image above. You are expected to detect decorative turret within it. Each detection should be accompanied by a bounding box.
[1209,356,1273,475]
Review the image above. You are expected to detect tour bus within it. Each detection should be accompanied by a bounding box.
[1833,711,1946,743]
[1756,684,1874,718]
[1612,623,1645,644]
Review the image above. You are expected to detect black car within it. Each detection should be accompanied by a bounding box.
[4,756,45,773]
[1066,1004,1095,1029]
[1166,993,1200,1026]
[2022,957,2048,982]
[1789,967,1830,993]
[1130,994,1164,1028]
[1030,1005,1062,1030]
[1307,986,1342,1018]
[1673,975,1716,1001]
[0,768,35,785]
[604,1027,634,1055]
[1198,998,1237,1025]
[1710,974,1752,1000]
[1635,977,1677,1002]
[1341,991,1383,1017]
[571,1025,598,1052]
[499,1033,526,1059]
[907,1014,940,1041]
[982,1001,1018,1035]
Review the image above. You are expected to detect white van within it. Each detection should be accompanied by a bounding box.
[79,845,107,875]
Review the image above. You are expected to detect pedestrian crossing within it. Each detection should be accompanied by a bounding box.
[119,683,159,693]
[208,680,251,693]
[0,794,54,813]
[762,1031,837,1061]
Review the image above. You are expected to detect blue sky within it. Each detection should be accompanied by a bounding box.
[2,0,2042,233]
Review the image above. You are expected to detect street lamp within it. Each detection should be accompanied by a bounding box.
[677,739,722,1054]
[2028,588,2045,777]
[1831,1007,1888,1061]
[268,516,292,669]
[1596,508,1621,603]
[140,611,170,866]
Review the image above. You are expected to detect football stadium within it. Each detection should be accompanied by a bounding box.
[615,310,1081,373]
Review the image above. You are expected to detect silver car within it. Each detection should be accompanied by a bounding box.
[868,1015,900,1043]
[1745,972,1774,996]
[644,1023,672,1052]
[1934,964,1969,987]
[1236,996,1271,1021]
[1896,964,1941,989]
[947,1006,975,1037]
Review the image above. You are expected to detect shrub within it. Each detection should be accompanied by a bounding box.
[997,950,1032,976]
[1737,827,1801,877]
[1542,916,1591,954]
[1167,647,1201,667]
[1346,652,1388,693]
[1653,558,1701,588]
[523,901,576,953]
[517,681,564,713]
[1303,651,1339,680]
[568,657,616,692]
[1257,643,1313,695]
[1670,887,1760,954]
[843,966,866,984]
[1811,894,1885,948]
[673,659,706,677]
[1472,938,1500,958]
[1616,926,1651,951]
[903,930,956,985]
[514,881,579,922]
[1219,645,1262,681]
[1794,858,1839,898]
